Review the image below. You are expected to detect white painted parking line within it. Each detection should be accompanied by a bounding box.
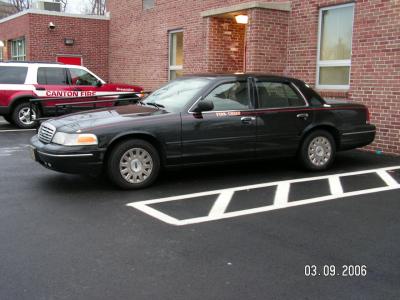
[0,145,31,156]
[127,166,400,226]
[0,129,36,133]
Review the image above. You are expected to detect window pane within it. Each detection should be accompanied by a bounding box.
[143,0,154,10]
[70,68,98,86]
[319,66,350,85]
[170,31,183,66]
[204,82,249,111]
[257,82,305,108]
[320,5,354,60]
[0,66,28,84]
[37,67,68,85]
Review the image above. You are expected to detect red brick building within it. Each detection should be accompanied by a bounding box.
[107,0,400,155]
[0,9,109,80]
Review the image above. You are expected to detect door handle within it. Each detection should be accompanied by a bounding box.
[296,113,309,120]
[241,116,256,124]
[73,88,82,91]
[35,86,46,91]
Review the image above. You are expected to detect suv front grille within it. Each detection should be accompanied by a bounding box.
[38,123,56,144]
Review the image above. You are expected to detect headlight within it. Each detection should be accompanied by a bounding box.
[52,132,98,146]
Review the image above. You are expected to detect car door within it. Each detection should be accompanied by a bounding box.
[67,67,102,109]
[35,67,71,115]
[254,78,312,157]
[181,79,257,163]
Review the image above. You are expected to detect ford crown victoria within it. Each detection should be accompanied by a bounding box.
[30,74,376,189]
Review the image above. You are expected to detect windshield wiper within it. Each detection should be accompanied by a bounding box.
[145,102,165,109]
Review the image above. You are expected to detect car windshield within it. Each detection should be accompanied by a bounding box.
[142,77,212,112]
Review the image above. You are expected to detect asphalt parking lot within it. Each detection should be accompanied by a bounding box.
[1,117,400,300]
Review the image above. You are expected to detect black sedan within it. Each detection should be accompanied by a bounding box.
[30,74,376,189]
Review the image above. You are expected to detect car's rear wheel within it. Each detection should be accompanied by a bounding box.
[107,139,160,189]
[12,102,39,129]
[299,130,336,171]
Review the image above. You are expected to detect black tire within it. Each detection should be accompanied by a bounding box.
[107,139,161,189]
[12,102,39,129]
[2,115,14,124]
[299,130,336,171]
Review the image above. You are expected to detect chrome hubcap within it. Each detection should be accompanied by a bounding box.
[119,148,153,184]
[18,107,36,125]
[308,136,332,167]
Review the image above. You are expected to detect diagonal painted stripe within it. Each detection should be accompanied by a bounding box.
[274,182,290,206]
[127,165,400,226]
[376,170,399,187]
[208,190,235,217]
[328,176,344,195]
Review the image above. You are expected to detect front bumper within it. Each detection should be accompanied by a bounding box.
[30,135,106,175]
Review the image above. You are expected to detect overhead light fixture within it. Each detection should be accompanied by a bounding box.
[0,41,4,47]
[235,15,248,24]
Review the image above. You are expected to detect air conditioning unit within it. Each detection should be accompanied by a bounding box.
[32,1,61,12]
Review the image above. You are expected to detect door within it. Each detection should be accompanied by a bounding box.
[57,56,82,66]
[254,79,312,156]
[181,80,257,163]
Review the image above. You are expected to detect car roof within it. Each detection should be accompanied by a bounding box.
[0,61,83,68]
[180,73,303,83]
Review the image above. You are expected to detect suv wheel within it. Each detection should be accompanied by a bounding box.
[107,139,160,189]
[12,102,39,129]
[299,130,336,171]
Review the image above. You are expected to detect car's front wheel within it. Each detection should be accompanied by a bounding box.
[299,130,336,171]
[107,139,160,189]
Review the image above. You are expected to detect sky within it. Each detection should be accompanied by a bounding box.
[64,0,89,14]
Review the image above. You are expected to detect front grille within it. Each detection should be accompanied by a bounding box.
[38,123,56,144]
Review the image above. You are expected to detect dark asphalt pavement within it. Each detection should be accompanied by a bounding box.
[0,124,400,300]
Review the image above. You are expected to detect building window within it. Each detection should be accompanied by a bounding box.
[317,3,354,90]
[11,38,26,61]
[169,30,183,80]
[143,0,154,10]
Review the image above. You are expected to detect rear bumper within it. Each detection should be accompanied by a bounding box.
[339,125,376,150]
[30,135,105,175]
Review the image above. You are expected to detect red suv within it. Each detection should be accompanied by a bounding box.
[0,62,143,128]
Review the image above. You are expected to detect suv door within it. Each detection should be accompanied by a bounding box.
[67,67,102,108]
[254,78,312,157]
[36,67,71,115]
[181,79,257,163]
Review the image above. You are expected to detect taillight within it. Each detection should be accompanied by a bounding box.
[366,108,371,124]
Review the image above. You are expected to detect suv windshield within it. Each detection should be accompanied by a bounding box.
[143,77,212,112]
[0,66,28,84]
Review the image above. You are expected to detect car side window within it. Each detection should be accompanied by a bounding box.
[37,67,68,85]
[204,81,249,111]
[0,66,28,84]
[69,68,98,86]
[257,82,306,108]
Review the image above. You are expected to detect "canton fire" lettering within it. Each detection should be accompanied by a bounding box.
[45,91,96,97]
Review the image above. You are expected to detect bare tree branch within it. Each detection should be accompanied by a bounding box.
[7,0,32,12]
[87,0,106,15]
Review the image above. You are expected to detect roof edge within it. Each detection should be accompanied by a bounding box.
[201,1,291,17]
[0,9,109,24]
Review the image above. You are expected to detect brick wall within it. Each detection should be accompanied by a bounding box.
[206,17,245,73]
[245,8,289,74]
[0,12,109,81]
[284,0,400,155]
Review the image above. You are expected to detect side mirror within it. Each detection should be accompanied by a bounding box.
[193,100,214,112]
[95,80,103,87]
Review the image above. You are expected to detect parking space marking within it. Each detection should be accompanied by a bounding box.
[127,166,400,226]
[0,129,36,133]
[0,145,30,156]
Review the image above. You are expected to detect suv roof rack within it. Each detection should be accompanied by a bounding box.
[2,60,64,64]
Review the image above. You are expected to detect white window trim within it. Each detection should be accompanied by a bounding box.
[316,3,355,90]
[168,29,183,81]
[11,38,26,61]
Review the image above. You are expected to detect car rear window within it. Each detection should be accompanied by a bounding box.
[0,66,28,84]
